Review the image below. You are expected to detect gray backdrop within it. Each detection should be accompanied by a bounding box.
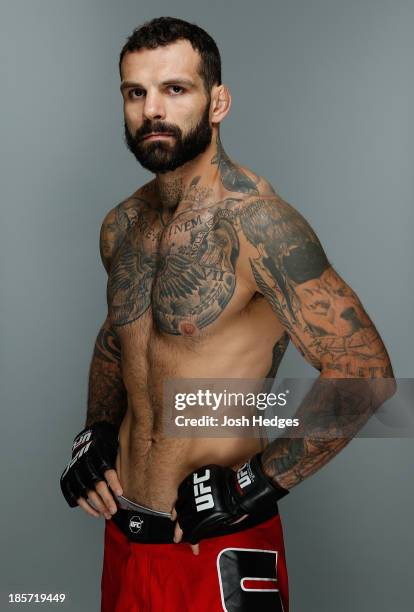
[1,0,413,610]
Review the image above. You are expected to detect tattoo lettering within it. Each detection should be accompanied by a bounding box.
[166,215,203,238]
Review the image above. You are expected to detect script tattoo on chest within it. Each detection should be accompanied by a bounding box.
[107,205,240,334]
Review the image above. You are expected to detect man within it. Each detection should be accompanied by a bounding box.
[60,17,395,612]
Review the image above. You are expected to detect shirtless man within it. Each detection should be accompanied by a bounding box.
[60,17,395,612]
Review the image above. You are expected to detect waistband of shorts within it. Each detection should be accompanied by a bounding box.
[111,502,280,544]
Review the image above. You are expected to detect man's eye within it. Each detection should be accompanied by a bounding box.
[129,88,145,99]
[168,85,184,95]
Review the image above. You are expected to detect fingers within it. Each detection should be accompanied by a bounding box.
[104,469,123,497]
[172,515,200,555]
[76,470,122,518]
[87,490,114,519]
[77,497,101,518]
[173,521,183,543]
[94,480,118,516]
[77,492,112,519]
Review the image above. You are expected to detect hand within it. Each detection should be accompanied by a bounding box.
[60,422,122,519]
[174,454,289,545]
[171,507,199,556]
[77,468,123,520]
[170,505,248,555]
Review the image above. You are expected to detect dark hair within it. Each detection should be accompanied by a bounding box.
[119,17,222,94]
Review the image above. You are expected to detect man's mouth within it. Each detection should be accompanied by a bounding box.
[142,133,174,141]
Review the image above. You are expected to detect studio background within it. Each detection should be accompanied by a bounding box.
[1,0,413,610]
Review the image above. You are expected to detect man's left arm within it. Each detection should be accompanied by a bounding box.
[173,195,396,545]
[239,194,396,489]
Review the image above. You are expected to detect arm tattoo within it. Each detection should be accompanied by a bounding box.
[239,196,395,487]
[240,197,393,375]
[265,332,290,379]
[100,196,149,273]
[85,320,127,428]
[93,326,121,363]
[261,378,380,488]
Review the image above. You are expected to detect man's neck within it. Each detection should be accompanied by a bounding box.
[153,134,228,211]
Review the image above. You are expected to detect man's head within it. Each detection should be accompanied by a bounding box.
[119,17,230,174]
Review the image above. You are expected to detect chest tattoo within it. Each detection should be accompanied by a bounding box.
[107,207,241,333]
[153,216,239,335]
[107,230,157,326]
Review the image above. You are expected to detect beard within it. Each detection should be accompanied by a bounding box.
[124,100,212,174]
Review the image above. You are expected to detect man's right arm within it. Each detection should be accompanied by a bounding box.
[60,200,133,518]
[85,316,127,429]
[65,316,126,520]
[86,197,131,428]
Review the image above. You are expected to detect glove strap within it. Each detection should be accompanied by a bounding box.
[232,453,289,515]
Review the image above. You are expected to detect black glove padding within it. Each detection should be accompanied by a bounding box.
[60,421,118,508]
[175,453,289,544]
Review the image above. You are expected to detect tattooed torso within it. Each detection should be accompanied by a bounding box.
[99,156,391,509]
[102,168,289,509]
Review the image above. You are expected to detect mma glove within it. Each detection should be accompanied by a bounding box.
[175,453,289,544]
[60,421,118,508]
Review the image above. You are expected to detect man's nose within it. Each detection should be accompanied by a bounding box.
[143,91,166,121]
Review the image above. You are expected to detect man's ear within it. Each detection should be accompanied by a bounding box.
[210,84,232,125]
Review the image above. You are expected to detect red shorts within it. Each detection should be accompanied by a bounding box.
[101,510,289,611]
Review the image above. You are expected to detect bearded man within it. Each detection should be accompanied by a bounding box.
[60,16,395,612]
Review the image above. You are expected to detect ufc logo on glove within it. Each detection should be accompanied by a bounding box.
[193,469,215,511]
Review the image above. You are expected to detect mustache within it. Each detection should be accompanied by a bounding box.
[135,121,181,141]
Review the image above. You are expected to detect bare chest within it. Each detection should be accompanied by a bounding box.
[107,206,247,337]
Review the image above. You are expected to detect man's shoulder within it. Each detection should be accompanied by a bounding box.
[231,170,293,216]
[216,167,306,232]
[240,168,278,199]
[232,177,322,248]
[99,181,155,273]
[228,166,301,218]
